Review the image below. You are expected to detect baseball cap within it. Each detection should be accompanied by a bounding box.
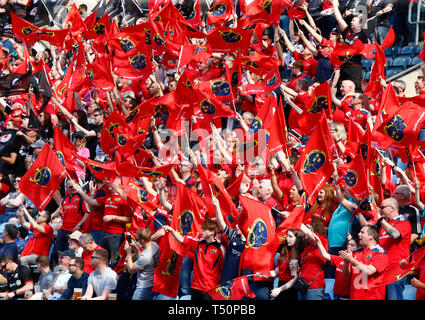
[58,249,76,258]
[30,139,46,149]
[71,131,86,140]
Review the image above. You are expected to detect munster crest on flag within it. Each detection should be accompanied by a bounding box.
[207,275,256,300]
[19,143,66,211]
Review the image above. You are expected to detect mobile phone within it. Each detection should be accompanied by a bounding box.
[126,235,132,243]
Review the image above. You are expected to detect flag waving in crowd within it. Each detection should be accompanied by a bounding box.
[1,0,425,304]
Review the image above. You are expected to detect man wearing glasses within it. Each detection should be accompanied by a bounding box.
[59,257,89,300]
[52,179,89,265]
[80,249,118,300]
[0,254,34,300]
[17,206,54,269]
[376,197,412,300]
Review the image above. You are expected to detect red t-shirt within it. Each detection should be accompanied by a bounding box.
[288,91,310,129]
[293,51,318,78]
[81,244,104,274]
[299,234,328,289]
[378,218,412,267]
[349,246,388,300]
[103,194,133,234]
[277,254,294,282]
[83,186,110,233]
[416,260,425,300]
[61,194,87,232]
[329,255,350,298]
[21,224,54,257]
[182,237,224,292]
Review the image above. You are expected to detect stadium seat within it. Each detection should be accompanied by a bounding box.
[365,70,371,80]
[400,45,418,57]
[411,56,422,66]
[362,59,373,70]
[386,67,403,78]
[386,57,393,67]
[392,56,411,68]
[384,46,401,57]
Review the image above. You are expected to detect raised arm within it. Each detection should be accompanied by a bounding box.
[332,0,348,31]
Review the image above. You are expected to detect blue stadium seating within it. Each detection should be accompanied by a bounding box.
[399,45,418,57]
[411,56,422,66]
[384,46,401,56]
[362,59,373,70]
[392,55,412,68]
[365,70,371,80]
[386,57,393,67]
[386,67,404,78]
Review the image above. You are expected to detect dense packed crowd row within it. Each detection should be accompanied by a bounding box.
[0,0,425,301]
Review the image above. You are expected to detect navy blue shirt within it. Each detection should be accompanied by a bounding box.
[0,242,19,262]
[59,272,90,300]
[315,53,334,83]
[220,226,245,285]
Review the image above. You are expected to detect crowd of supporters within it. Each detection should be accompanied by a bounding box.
[0,0,425,301]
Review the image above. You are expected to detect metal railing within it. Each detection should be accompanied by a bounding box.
[408,0,425,45]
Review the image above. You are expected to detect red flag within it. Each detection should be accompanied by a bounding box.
[285,3,306,20]
[381,26,396,50]
[236,53,280,77]
[246,0,285,25]
[226,172,247,202]
[268,98,291,156]
[376,101,425,148]
[185,0,202,28]
[197,164,239,227]
[63,3,87,35]
[100,110,130,156]
[296,114,334,204]
[206,27,253,55]
[169,183,208,257]
[53,126,79,178]
[297,83,332,135]
[19,143,66,211]
[122,177,159,213]
[111,241,127,274]
[329,39,365,67]
[177,44,212,70]
[276,194,308,232]
[152,233,183,298]
[368,261,415,289]
[87,55,115,91]
[83,12,110,39]
[11,12,69,48]
[116,162,175,179]
[419,32,425,61]
[73,154,117,182]
[367,147,384,202]
[363,41,386,98]
[339,153,369,199]
[372,83,399,133]
[238,195,278,276]
[207,275,256,300]
[112,47,153,80]
[207,0,234,27]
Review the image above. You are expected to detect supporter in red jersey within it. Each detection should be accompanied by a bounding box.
[377,197,412,300]
[295,224,329,300]
[340,225,388,300]
[270,229,306,300]
[164,219,224,300]
[79,233,105,274]
[100,178,133,265]
[53,179,89,258]
[315,234,359,299]
[17,206,54,268]
[305,184,338,229]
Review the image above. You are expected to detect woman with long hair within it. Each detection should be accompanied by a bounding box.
[270,229,307,300]
[72,132,90,182]
[306,184,338,231]
[37,111,54,141]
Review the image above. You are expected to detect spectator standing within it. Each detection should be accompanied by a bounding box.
[124,228,160,300]
[377,197,412,300]
[0,223,19,262]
